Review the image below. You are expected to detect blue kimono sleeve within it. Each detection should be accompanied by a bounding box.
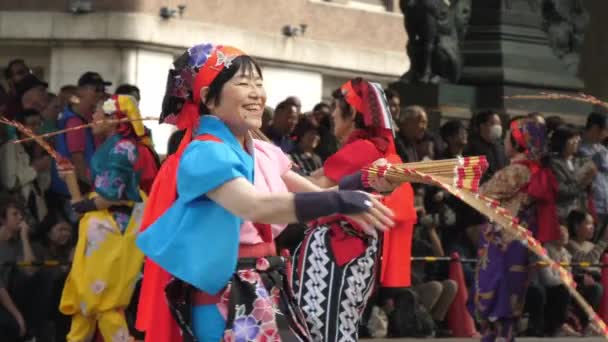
[177,140,248,202]
[136,140,251,294]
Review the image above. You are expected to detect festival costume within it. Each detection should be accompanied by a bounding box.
[59,95,149,342]
[292,79,416,342]
[136,44,310,342]
[473,119,556,342]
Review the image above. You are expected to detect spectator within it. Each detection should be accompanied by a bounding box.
[35,216,73,267]
[16,74,61,136]
[289,119,323,176]
[3,59,31,120]
[0,85,8,145]
[39,86,78,136]
[39,93,62,135]
[15,74,49,114]
[51,72,109,197]
[115,84,141,102]
[311,102,338,161]
[525,226,576,337]
[566,209,607,335]
[34,213,73,339]
[579,112,608,241]
[58,85,77,109]
[395,105,428,162]
[0,194,51,341]
[263,100,298,153]
[416,133,436,161]
[410,219,457,337]
[429,120,477,285]
[549,125,596,221]
[0,109,51,223]
[34,215,73,342]
[439,119,467,158]
[284,95,302,114]
[384,88,401,122]
[261,106,274,133]
[464,110,507,183]
[546,115,565,136]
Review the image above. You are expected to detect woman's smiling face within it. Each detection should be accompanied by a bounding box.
[203,63,266,136]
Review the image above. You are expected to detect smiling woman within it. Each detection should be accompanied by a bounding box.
[135,43,395,342]
[198,55,266,139]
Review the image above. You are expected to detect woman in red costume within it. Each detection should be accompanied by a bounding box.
[293,78,416,341]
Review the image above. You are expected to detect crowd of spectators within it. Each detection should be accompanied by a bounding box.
[2,58,608,341]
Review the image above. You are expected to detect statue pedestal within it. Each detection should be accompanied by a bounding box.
[392,0,593,127]
[460,0,585,91]
[390,81,594,127]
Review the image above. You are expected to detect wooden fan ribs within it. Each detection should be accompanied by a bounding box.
[364,156,608,338]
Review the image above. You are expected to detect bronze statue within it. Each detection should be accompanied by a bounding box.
[401,0,471,84]
[541,0,589,74]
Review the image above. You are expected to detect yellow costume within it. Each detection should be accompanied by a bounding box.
[59,196,146,341]
[60,95,148,341]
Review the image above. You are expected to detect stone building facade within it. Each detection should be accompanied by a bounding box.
[0,0,408,152]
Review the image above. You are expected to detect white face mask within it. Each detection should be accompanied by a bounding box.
[489,124,503,140]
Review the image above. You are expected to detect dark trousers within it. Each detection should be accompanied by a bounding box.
[577,282,603,328]
[0,303,20,341]
[525,283,570,336]
[49,270,70,342]
[0,269,54,342]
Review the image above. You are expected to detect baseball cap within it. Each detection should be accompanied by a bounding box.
[77,71,112,90]
[15,74,48,100]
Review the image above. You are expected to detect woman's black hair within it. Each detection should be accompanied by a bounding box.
[161,54,263,120]
[331,87,365,129]
[567,209,589,239]
[549,124,580,156]
[199,55,263,114]
[167,129,186,156]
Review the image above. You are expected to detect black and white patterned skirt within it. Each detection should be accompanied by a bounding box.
[292,222,379,342]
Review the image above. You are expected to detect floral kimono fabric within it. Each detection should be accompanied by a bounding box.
[473,161,539,342]
[166,256,310,342]
[59,194,146,342]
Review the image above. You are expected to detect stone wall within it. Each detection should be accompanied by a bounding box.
[0,0,406,53]
[581,0,608,101]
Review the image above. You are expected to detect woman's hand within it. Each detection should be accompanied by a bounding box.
[344,192,394,238]
[367,158,398,193]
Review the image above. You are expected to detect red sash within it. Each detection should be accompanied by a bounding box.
[136,130,221,342]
